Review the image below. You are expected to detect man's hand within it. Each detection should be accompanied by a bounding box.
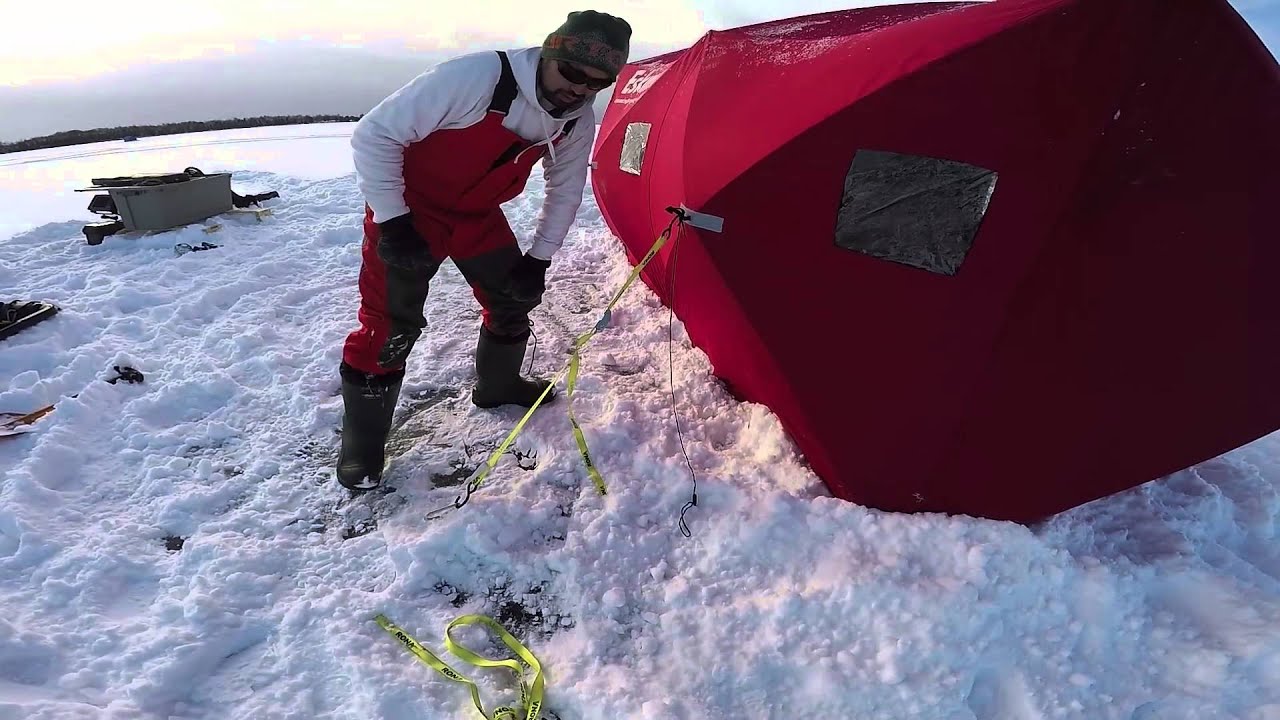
[376,213,435,272]
[508,253,551,302]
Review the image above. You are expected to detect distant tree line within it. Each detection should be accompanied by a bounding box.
[0,114,363,154]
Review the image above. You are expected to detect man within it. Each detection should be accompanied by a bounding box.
[336,11,632,491]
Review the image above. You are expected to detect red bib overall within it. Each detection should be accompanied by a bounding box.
[342,51,578,376]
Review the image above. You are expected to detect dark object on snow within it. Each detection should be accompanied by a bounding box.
[106,365,144,385]
[84,192,122,245]
[232,190,279,208]
[1,364,143,438]
[0,300,59,342]
[83,219,125,246]
[77,166,279,244]
[175,241,219,256]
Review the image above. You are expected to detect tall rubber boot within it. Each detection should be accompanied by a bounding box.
[336,362,404,491]
[471,325,556,409]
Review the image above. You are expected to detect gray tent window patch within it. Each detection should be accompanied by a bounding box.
[620,122,651,176]
[834,149,997,276]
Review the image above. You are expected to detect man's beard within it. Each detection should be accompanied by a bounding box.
[550,89,588,110]
[536,62,590,113]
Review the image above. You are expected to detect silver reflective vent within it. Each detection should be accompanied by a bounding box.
[834,150,998,276]
[620,122,652,176]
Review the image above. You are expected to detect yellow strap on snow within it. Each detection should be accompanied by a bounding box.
[445,614,546,720]
[559,224,672,493]
[565,342,606,495]
[444,222,675,511]
[464,373,563,496]
[375,613,545,720]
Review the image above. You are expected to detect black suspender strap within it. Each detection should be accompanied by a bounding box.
[484,51,581,169]
[487,51,519,115]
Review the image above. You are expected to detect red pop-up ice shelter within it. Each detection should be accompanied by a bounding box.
[589,0,1280,523]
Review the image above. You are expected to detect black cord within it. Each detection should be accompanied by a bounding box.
[665,219,698,537]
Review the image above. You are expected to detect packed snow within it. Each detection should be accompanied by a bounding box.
[1,125,1278,720]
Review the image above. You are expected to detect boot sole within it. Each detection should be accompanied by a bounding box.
[336,468,382,491]
[471,391,558,410]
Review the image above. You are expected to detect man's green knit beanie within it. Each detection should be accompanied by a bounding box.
[542,10,632,78]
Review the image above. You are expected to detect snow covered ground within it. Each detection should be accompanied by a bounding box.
[1,124,1278,720]
[0,123,356,240]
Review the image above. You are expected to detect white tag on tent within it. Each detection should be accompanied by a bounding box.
[679,205,724,233]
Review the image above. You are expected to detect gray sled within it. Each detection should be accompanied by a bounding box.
[75,167,278,245]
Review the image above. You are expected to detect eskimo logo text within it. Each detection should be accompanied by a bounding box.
[620,68,662,97]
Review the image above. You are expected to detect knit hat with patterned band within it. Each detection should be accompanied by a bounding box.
[541,10,632,79]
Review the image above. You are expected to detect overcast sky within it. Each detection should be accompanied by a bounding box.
[0,0,1276,141]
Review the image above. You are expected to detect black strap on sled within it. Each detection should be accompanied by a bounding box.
[233,191,280,208]
[91,166,206,188]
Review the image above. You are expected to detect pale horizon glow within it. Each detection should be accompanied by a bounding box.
[1,0,1275,87]
[0,0,712,86]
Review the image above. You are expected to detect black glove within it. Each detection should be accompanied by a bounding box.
[376,213,435,272]
[508,253,551,302]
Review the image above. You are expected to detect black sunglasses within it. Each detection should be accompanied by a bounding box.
[556,60,614,91]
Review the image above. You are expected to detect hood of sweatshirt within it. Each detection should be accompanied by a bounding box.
[507,46,596,163]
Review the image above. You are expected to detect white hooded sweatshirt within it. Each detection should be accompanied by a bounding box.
[350,47,595,261]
